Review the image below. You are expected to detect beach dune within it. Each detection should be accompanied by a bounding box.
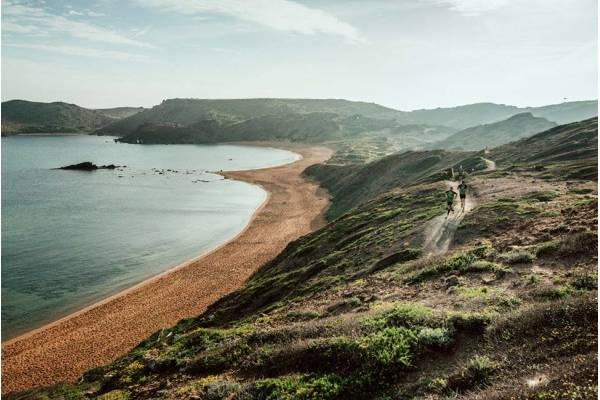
[1,144,332,395]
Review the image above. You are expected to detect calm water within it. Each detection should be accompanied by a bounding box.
[1,135,300,339]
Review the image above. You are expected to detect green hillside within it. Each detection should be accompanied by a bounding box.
[429,113,557,151]
[13,118,597,400]
[94,98,597,146]
[95,107,146,120]
[1,100,144,135]
[95,98,409,137]
[305,150,486,219]
[488,117,598,180]
[408,100,598,129]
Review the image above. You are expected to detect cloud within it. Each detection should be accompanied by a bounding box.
[2,1,154,48]
[423,0,509,16]
[135,0,363,43]
[6,43,151,61]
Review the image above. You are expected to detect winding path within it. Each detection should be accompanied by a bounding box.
[422,157,496,256]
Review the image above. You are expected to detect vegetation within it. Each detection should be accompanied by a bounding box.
[429,112,557,151]
[8,118,597,399]
[1,100,141,135]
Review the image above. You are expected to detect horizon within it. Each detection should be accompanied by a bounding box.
[2,96,598,112]
[2,0,597,110]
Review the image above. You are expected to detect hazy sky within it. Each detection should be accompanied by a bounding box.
[1,0,597,109]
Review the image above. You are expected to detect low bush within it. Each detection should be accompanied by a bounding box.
[534,240,561,257]
[558,231,598,256]
[417,327,454,350]
[447,312,491,334]
[572,274,598,291]
[446,355,496,392]
[497,249,535,264]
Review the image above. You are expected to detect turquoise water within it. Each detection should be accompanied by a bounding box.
[1,135,300,339]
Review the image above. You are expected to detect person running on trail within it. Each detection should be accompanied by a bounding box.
[445,187,457,217]
[458,180,468,212]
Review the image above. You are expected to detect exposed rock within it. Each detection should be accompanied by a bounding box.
[58,162,123,171]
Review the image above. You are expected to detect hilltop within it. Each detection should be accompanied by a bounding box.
[94,98,596,146]
[13,118,597,400]
[428,113,557,151]
[1,100,144,135]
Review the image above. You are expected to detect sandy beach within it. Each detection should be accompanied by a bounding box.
[1,143,332,395]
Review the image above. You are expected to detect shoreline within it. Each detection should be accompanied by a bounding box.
[1,143,332,394]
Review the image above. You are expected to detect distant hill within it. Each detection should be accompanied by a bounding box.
[488,117,597,180]
[408,100,597,129]
[95,98,597,144]
[429,113,557,151]
[95,107,145,120]
[1,100,144,135]
[95,98,409,137]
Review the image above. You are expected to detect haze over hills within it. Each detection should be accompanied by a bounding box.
[2,98,596,144]
[98,98,597,145]
[0,100,144,135]
[18,117,598,400]
[428,113,558,151]
[408,100,598,129]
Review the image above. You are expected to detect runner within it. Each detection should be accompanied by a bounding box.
[458,180,468,212]
[445,187,457,217]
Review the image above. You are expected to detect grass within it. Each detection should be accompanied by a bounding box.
[406,246,489,283]
[446,355,496,393]
[497,249,535,264]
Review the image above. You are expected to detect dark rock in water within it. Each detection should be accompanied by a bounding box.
[58,162,123,171]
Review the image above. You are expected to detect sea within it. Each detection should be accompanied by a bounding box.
[1,135,300,339]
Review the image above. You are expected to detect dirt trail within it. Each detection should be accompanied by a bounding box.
[422,156,495,256]
[482,157,497,171]
[422,181,476,256]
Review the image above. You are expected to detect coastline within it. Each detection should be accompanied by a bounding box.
[1,143,332,394]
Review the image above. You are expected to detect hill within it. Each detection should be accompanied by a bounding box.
[95,107,146,120]
[14,118,597,400]
[95,98,409,137]
[305,150,487,219]
[95,98,597,145]
[428,113,557,151]
[0,100,144,135]
[488,117,598,180]
[408,100,597,129]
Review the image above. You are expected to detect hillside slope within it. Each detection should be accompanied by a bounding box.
[489,117,598,180]
[13,119,597,400]
[409,100,597,129]
[1,100,144,135]
[305,150,487,219]
[95,98,409,137]
[429,113,557,151]
[95,99,597,145]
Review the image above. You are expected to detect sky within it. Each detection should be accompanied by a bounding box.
[1,0,597,110]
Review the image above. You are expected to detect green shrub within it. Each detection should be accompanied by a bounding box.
[447,355,496,392]
[447,312,491,333]
[498,250,535,264]
[572,274,598,291]
[526,191,559,202]
[407,246,489,283]
[365,303,436,330]
[533,286,572,300]
[569,188,594,195]
[96,390,130,400]
[417,327,454,350]
[360,327,418,367]
[535,240,561,257]
[251,374,347,400]
[558,231,598,256]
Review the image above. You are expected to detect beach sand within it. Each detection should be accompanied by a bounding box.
[1,143,332,394]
